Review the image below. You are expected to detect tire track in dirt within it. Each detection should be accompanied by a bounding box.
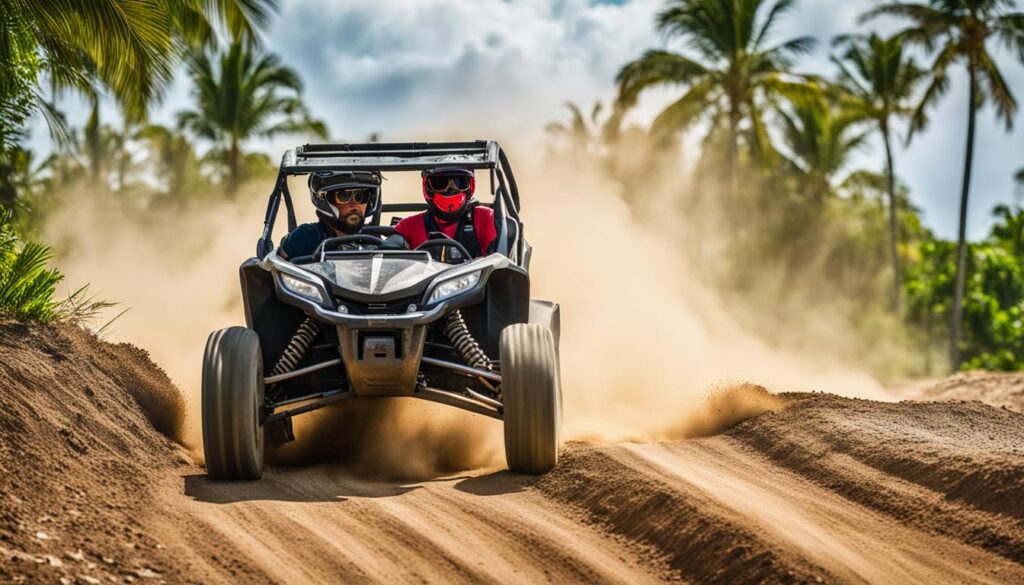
[162,466,673,583]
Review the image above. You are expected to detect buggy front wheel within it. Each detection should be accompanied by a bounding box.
[501,324,561,474]
[202,327,264,480]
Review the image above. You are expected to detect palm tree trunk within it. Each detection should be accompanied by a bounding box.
[726,97,741,210]
[950,65,978,372]
[882,126,901,312]
[228,137,240,198]
[86,99,102,182]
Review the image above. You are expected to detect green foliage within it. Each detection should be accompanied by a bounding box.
[989,204,1024,260]
[864,0,1024,136]
[904,236,1024,371]
[0,0,278,216]
[177,40,328,196]
[615,0,819,166]
[0,207,63,322]
[0,0,279,123]
[867,0,1024,369]
[0,207,117,324]
[777,95,867,201]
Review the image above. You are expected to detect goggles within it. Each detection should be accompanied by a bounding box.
[426,173,473,193]
[321,186,375,205]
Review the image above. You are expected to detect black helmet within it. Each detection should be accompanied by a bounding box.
[308,170,382,234]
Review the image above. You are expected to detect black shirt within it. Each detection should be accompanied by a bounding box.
[279,221,334,260]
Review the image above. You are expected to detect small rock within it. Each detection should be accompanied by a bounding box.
[46,555,63,567]
[134,568,161,579]
[102,556,116,565]
[60,578,72,585]
[78,576,101,585]
[68,549,85,562]
[35,531,48,541]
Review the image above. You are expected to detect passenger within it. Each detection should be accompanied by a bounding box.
[279,170,381,260]
[387,167,496,261]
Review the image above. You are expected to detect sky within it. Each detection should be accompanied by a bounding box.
[29,0,1024,240]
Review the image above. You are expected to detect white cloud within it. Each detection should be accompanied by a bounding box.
[268,0,663,141]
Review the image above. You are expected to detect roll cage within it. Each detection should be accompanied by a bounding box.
[256,140,526,265]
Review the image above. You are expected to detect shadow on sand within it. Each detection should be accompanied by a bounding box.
[185,465,537,504]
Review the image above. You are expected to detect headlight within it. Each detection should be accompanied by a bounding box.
[280,273,324,303]
[428,271,481,304]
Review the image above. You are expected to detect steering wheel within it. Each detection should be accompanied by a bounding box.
[313,235,384,259]
[414,232,472,263]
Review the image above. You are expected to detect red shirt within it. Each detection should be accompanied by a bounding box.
[394,206,497,255]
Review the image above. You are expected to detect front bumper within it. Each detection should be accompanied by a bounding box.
[263,252,504,395]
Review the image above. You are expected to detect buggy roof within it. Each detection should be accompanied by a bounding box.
[281,141,500,173]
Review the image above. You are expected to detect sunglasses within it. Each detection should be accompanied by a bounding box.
[426,174,472,193]
[322,187,374,205]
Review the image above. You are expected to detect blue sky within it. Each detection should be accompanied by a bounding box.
[30,0,1024,240]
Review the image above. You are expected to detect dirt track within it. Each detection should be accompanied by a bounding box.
[3,321,1024,583]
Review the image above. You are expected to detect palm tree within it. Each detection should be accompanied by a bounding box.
[990,204,1024,260]
[137,125,207,198]
[0,147,48,214]
[177,41,328,197]
[777,96,867,202]
[615,0,817,202]
[831,33,927,312]
[545,101,623,158]
[864,0,1024,371]
[0,0,278,127]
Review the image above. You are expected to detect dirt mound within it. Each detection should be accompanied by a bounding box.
[537,392,1024,583]
[0,321,190,583]
[5,327,1024,584]
[918,371,1024,412]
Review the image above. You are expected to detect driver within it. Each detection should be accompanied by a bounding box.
[387,167,496,261]
[279,170,382,260]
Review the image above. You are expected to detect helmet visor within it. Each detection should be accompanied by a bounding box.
[322,186,376,205]
[426,174,472,193]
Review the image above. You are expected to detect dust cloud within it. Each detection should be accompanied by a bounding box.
[523,158,887,441]
[43,145,889,474]
[44,191,263,451]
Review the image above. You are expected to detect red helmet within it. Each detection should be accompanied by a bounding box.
[422,168,475,222]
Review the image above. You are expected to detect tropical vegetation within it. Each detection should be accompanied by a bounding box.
[177,41,327,197]
[864,0,1024,369]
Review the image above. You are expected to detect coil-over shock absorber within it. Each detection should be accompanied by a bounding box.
[444,310,500,398]
[270,317,319,377]
[444,310,493,373]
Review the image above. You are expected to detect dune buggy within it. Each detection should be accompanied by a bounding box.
[202,141,562,480]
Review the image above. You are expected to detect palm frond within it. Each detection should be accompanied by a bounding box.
[616,50,709,107]
[649,78,718,139]
[754,0,799,49]
[976,50,1018,128]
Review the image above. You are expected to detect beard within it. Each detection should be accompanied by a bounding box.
[341,210,364,230]
[335,211,364,235]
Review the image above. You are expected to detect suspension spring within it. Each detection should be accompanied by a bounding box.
[444,310,494,374]
[270,317,319,378]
